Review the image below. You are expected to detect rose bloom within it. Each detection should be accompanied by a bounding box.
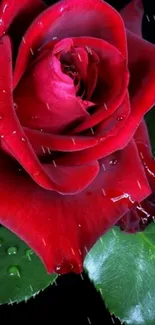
[0,0,155,274]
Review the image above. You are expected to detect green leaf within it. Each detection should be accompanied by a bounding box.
[145,106,155,157]
[0,226,57,304]
[84,223,155,325]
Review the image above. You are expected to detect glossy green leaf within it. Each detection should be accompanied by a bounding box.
[0,226,57,304]
[145,106,155,157]
[84,223,155,325]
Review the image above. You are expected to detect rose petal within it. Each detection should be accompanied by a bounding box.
[127,30,155,114]
[0,0,46,37]
[54,94,130,165]
[0,140,151,273]
[23,128,99,154]
[134,120,155,191]
[13,0,127,88]
[120,0,144,37]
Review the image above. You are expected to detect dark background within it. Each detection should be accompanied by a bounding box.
[0,0,154,324]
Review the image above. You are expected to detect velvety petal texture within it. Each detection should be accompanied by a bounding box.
[0,140,151,273]
[0,0,154,274]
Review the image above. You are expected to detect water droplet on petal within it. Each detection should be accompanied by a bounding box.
[31,115,38,120]
[2,90,6,93]
[38,21,43,28]
[8,266,21,277]
[21,137,26,142]
[1,134,4,139]
[117,116,124,121]
[0,115,3,120]
[30,48,34,55]
[14,102,18,110]
[83,100,89,108]
[25,248,34,261]
[110,159,118,165]
[3,3,8,14]
[55,265,61,272]
[60,6,65,12]
[7,246,18,255]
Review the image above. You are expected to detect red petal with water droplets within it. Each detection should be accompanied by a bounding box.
[118,120,155,233]
[120,0,144,37]
[0,140,151,273]
[0,0,46,37]
[134,120,155,191]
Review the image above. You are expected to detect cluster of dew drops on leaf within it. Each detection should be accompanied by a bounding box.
[0,236,34,279]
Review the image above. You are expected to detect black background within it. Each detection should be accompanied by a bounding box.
[0,0,154,324]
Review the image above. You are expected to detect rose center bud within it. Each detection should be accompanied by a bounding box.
[14,38,99,135]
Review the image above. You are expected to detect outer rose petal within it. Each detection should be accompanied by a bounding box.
[0,140,151,274]
[120,0,144,37]
[0,0,46,37]
[13,0,127,88]
[134,120,155,191]
[117,120,155,233]
[127,31,155,116]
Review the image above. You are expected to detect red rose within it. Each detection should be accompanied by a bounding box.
[0,0,154,274]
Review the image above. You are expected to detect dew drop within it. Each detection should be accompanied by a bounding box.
[7,246,18,255]
[110,159,118,165]
[21,137,26,142]
[8,266,21,278]
[0,134,4,139]
[60,6,65,12]
[25,248,33,261]
[117,116,124,121]
[0,115,3,120]
[31,115,38,120]
[14,102,18,110]
[55,265,61,272]
[3,3,8,14]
